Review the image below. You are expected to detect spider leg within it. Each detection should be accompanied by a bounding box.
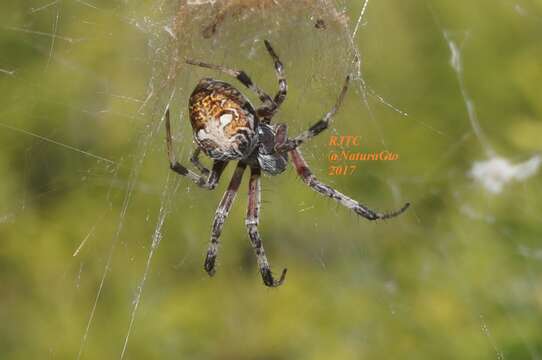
[185,59,276,113]
[276,75,350,152]
[204,162,247,276]
[257,40,288,123]
[246,166,287,287]
[290,148,410,220]
[166,108,227,189]
[190,148,210,176]
[264,40,287,107]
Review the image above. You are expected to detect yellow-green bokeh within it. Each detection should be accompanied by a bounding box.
[1,1,541,359]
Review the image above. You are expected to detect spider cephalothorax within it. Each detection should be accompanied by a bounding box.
[165,40,410,287]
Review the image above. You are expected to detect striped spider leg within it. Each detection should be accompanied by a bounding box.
[204,162,246,276]
[166,107,246,277]
[246,166,287,287]
[275,76,410,220]
[275,75,350,153]
[205,162,287,286]
[290,149,410,220]
[259,40,287,122]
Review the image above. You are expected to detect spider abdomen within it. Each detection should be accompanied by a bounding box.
[189,79,258,160]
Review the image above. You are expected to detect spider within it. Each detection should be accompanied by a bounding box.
[165,40,410,287]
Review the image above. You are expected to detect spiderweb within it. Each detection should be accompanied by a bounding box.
[1,0,541,359]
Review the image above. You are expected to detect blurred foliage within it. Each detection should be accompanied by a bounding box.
[1,0,542,359]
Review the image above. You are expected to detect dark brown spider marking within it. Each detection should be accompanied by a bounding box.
[315,18,326,29]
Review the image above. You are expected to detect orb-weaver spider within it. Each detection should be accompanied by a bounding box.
[165,40,409,287]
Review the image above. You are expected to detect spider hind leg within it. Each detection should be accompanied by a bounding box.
[246,166,287,287]
[290,148,410,220]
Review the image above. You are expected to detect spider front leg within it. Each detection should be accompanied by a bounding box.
[290,148,410,220]
[258,40,287,123]
[276,75,350,152]
[204,162,246,276]
[246,166,287,287]
[185,58,276,113]
[166,109,227,189]
[186,40,287,122]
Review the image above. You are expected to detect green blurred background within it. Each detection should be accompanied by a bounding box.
[1,0,542,359]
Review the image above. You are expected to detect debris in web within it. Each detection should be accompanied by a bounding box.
[444,31,494,157]
[442,31,541,194]
[0,68,16,76]
[469,155,541,194]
